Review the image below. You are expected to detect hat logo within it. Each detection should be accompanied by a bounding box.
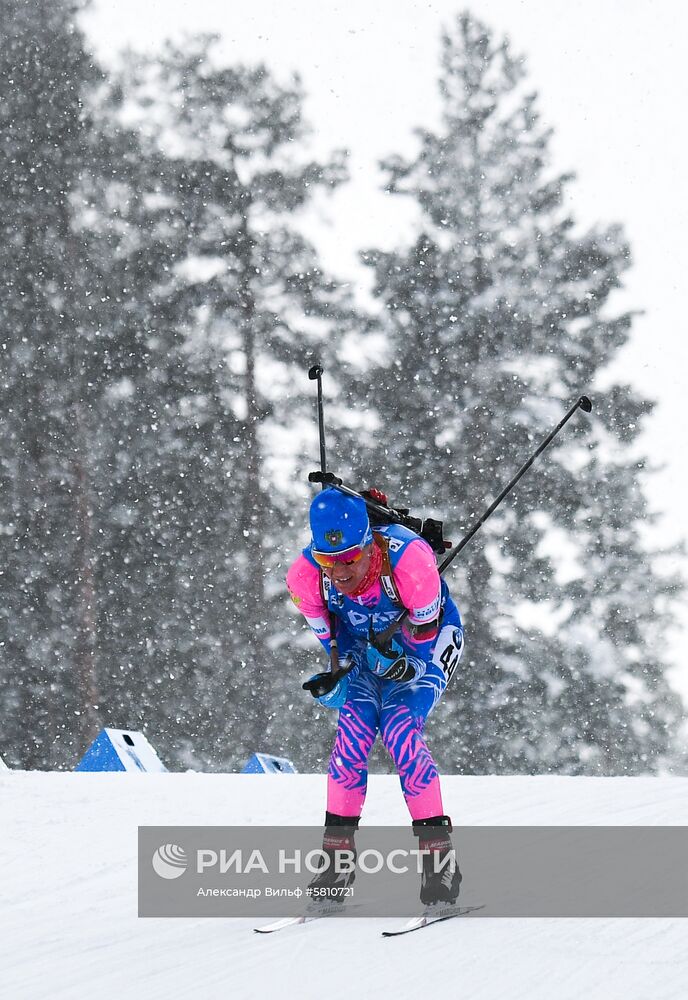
[325,529,343,546]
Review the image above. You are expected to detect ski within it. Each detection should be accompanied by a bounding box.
[254,900,361,934]
[382,903,485,937]
[254,915,308,934]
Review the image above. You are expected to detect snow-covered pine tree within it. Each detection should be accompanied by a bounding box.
[71,90,251,771]
[355,13,682,774]
[88,38,357,768]
[0,0,108,767]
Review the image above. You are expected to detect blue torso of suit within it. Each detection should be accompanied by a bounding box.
[302,522,461,661]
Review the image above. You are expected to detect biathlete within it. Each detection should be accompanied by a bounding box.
[286,487,465,905]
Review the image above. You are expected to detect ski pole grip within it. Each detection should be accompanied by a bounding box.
[308,471,343,486]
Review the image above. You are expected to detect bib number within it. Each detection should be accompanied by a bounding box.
[433,626,464,683]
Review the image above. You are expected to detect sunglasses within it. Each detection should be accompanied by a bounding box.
[311,545,367,569]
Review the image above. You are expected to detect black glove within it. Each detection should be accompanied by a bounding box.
[366,629,421,682]
[302,657,356,699]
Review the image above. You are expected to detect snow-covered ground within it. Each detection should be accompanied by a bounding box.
[2,772,687,1000]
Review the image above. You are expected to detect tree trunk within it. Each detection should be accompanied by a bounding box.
[72,405,101,749]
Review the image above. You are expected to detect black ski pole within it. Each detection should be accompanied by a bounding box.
[308,364,328,482]
[372,394,593,649]
[307,363,341,673]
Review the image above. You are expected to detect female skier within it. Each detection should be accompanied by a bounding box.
[286,487,465,905]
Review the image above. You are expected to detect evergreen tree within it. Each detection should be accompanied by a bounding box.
[0,0,105,766]
[355,13,682,773]
[87,38,356,769]
[0,11,356,770]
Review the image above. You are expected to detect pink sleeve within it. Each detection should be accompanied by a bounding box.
[393,539,442,644]
[286,554,332,647]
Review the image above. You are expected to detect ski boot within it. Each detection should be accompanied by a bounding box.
[413,815,462,906]
[307,812,358,903]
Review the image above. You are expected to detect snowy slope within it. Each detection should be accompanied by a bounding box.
[2,773,687,1000]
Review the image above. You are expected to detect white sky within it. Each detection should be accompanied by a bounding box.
[84,0,687,698]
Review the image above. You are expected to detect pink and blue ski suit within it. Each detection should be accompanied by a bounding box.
[287,522,464,821]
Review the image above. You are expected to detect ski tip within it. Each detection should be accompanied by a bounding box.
[254,915,306,933]
[382,904,485,937]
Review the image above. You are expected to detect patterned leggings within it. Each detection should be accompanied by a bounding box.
[327,624,462,821]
